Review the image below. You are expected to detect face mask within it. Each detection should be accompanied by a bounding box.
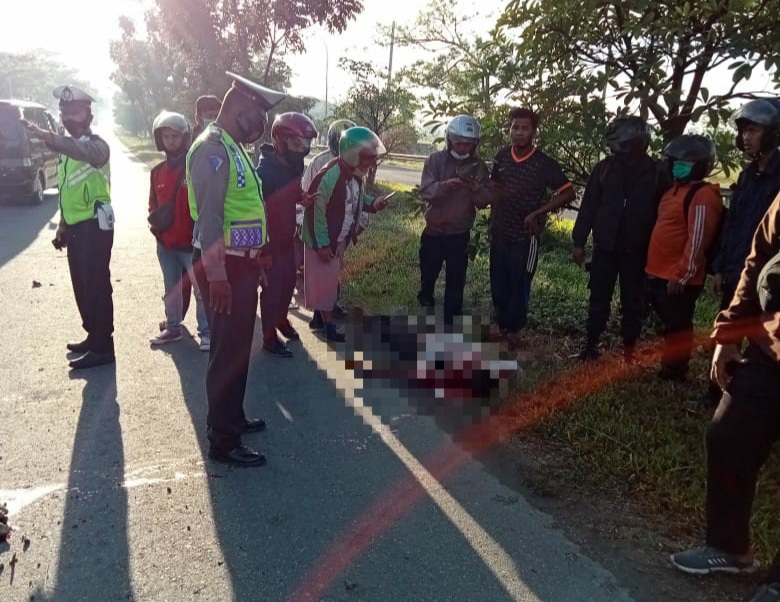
[203,119,214,127]
[62,115,92,138]
[235,110,266,144]
[672,160,694,181]
[451,150,471,160]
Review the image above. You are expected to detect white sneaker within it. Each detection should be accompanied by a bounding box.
[150,329,183,345]
[199,336,211,352]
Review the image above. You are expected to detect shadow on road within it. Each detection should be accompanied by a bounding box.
[0,192,59,269]
[164,312,410,601]
[34,364,133,601]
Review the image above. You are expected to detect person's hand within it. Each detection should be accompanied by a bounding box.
[317,247,333,263]
[667,279,685,295]
[464,178,481,192]
[300,190,320,209]
[21,119,51,143]
[442,178,466,189]
[711,343,746,391]
[571,246,586,266]
[209,280,232,314]
[255,253,272,287]
[710,273,723,297]
[373,194,393,212]
[524,212,542,236]
[52,224,67,250]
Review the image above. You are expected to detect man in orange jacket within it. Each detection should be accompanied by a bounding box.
[645,135,723,381]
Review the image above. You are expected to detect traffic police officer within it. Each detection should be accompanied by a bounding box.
[188,72,285,467]
[23,85,115,370]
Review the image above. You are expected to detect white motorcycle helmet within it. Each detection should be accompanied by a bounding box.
[152,110,192,152]
[445,115,481,159]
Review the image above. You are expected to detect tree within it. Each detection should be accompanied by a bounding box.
[499,0,780,141]
[0,51,94,109]
[110,0,363,133]
[337,59,420,185]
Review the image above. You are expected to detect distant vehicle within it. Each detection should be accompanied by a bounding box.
[0,99,59,204]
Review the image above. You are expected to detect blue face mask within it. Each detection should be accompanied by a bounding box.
[672,160,694,181]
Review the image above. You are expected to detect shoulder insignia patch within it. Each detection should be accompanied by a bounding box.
[209,155,224,172]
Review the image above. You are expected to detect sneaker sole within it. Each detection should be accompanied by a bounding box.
[150,337,183,345]
[669,555,756,575]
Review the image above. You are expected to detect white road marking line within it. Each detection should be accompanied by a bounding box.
[317,355,539,602]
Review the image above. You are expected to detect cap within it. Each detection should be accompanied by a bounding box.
[226,72,286,110]
[52,85,95,105]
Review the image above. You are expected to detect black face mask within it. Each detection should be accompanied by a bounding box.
[235,110,266,144]
[165,148,187,167]
[63,115,92,138]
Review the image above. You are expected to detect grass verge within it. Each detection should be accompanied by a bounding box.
[115,131,162,169]
[341,184,779,568]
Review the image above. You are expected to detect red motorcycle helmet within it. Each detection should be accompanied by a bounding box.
[271,112,318,142]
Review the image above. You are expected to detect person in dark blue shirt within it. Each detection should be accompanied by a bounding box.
[257,112,318,357]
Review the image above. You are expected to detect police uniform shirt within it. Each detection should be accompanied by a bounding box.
[189,136,231,282]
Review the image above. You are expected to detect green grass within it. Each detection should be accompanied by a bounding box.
[115,131,162,169]
[341,193,780,567]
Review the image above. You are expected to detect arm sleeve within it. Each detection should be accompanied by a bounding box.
[148,171,157,214]
[189,144,229,282]
[419,155,446,202]
[713,193,780,341]
[46,134,110,168]
[572,164,602,247]
[546,157,572,193]
[674,188,723,285]
[313,169,338,248]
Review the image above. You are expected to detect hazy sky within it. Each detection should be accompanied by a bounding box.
[0,0,503,103]
[0,0,774,109]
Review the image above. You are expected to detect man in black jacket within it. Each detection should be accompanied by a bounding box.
[572,117,670,361]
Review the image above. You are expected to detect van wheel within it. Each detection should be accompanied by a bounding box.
[29,172,45,205]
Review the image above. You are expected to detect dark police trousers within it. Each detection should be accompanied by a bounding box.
[490,237,539,332]
[66,219,114,353]
[645,277,703,376]
[260,242,296,342]
[705,345,780,581]
[586,247,646,348]
[419,231,470,325]
[193,249,261,452]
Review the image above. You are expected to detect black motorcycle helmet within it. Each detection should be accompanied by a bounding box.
[732,98,780,153]
[604,116,651,154]
[663,134,716,181]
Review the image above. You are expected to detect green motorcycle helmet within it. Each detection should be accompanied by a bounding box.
[339,126,386,170]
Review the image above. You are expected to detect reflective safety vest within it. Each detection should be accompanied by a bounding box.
[187,125,267,248]
[58,155,111,225]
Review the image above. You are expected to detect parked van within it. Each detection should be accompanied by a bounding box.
[0,99,59,204]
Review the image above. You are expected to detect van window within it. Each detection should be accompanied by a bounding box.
[0,107,23,142]
[23,108,50,130]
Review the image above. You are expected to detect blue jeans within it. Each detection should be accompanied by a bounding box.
[156,241,209,337]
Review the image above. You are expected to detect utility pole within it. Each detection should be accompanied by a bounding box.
[323,41,329,123]
[387,21,395,89]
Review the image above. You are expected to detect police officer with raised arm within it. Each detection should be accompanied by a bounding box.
[23,85,115,370]
[188,72,285,467]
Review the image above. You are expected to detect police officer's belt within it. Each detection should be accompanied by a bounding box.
[225,248,262,259]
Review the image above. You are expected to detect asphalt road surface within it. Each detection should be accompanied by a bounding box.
[0,130,629,602]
